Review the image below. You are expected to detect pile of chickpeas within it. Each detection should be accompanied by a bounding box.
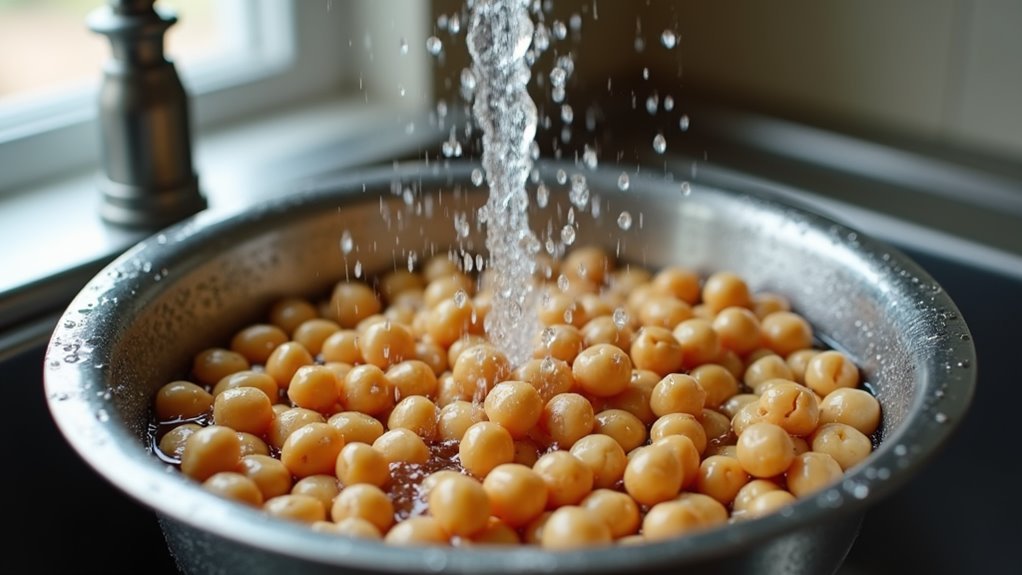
[151,246,880,549]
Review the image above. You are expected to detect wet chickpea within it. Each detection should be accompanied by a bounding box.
[720,393,760,419]
[380,270,425,304]
[262,494,325,524]
[230,324,289,364]
[718,349,745,379]
[340,365,393,417]
[650,374,707,418]
[593,409,646,452]
[625,284,656,319]
[751,291,790,319]
[327,411,384,445]
[423,274,474,309]
[427,473,491,537]
[386,360,439,400]
[513,357,574,402]
[459,421,514,478]
[638,295,694,329]
[540,506,612,549]
[603,369,659,425]
[649,413,707,454]
[533,324,585,363]
[384,516,448,545]
[786,451,843,498]
[785,349,820,384]
[562,246,612,286]
[577,293,613,320]
[384,299,420,328]
[629,326,685,376]
[269,297,319,335]
[572,344,632,397]
[280,422,344,478]
[181,425,243,482]
[811,423,872,471]
[706,444,739,459]
[538,292,586,328]
[623,444,684,506]
[320,330,362,365]
[413,340,448,376]
[652,434,702,488]
[360,321,415,369]
[580,315,634,351]
[373,428,430,465]
[711,306,762,356]
[193,348,250,387]
[265,342,314,389]
[335,442,391,488]
[819,388,880,436]
[701,409,733,445]
[239,454,292,500]
[387,396,438,440]
[329,281,382,328]
[212,387,273,436]
[736,422,796,478]
[268,407,324,449]
[446,335,489,368]
[673,319,722,369]
[651,266,701,304]
[533,451,594,508]
[451,344,511,402]
[580,489,640,539]
[326,517,383,539]
[689,364,739,410]
[330,484,394,532]
[540,393,595,449]
[483,381,543,439]
[158,423,201,460]
[286,365,340,414]
[482,463,548,528]
[423,254,462,283]
[237,434,267,457]
[569,433,627,489]
[203,472,263,507]
[744,354,795,393]
[512,439,541,467]
[155,380,213,421]
[804,350,860,397]
[732,479,782,514]
[213,371,279,403]
[743,490,797,519]
[792,435,811,456]
[760,311,813,356]
[731,401,764,437]
[755,381,820,436]
[435,373,465,406]
[696,455,749,505]
[702,271,751,313]
[291,475,340,511]
[467,517,520,546]
[609,267,652,298]
[290,318,340,356]
[435,400,486,442]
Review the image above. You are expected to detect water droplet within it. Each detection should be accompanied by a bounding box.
[617,172,630,191]
[563,307,574,324]
[552,20,567,40]
[63,320,76,329]
[454,290,468,308]
[679,114,690,131]
[663,95,674,111]
[536,184,549,208]
[556,169,567,184]
[354,261,362,278]
[652,133,667,154]
[557,274,570,292]
[642,67,650,80]
[448,12,461,34]
[561,104,574,123]
[613,307,628,328]
[661,29,678,49]
[680,181,691,196]
[582,145,598,169]
[549,66,567,88]
[425,36,443,55]
[471,169,484,186]
[560,224,576,245]
[569,13,582,31]
[851,483,870,499]
[956,359,970,368]
[460,67,477,95]
[569,174,589,208]
[934,412,948,423]
[617,211,632,230]
[893,444,907,456]
[96,408,110,423]
[399,37,408,55]
[645,94,659,115]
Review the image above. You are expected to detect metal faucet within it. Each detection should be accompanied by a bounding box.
[88,0,206,229]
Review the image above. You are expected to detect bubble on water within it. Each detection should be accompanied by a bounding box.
[552,20,567,40]
[556,169,567,184]
[680,181,691,196]
[399,37,409,55]
[560,104,574,123]
[679,114,690,131]
[426,36,443,55]
[569,174,589,209]
[560,224,576,245]
[613,307,629,328]
[661,29,678,49]
[536,183,549,207]
[616,172,631,191]
[582,145,598,169]
[340,230,354,254]
[471,169,484,186]
[652,133,667,154]
[663,95,674,111]
[645,94,658,115]
[617,211,633,230]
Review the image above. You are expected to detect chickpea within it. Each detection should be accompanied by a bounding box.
[689,364,739,410]
[533,450,595,508]
[451,344,511,403]
[291,475,341,511]
[155,381,213,421]
[384,516,448,546]
[744,354,795,393]
[750,291,789,319]
[650,413,708,454]
[423,254,462,283]
[580,489,640,539]
[181,425,242,481]
[651,266,701,304]
[360,321,415,369]
[743,490,797,519]
[264,342,314,389]
[673,319,722,369]
[642,499,712,541]
[212,371,279,403]
[446,335,489,368]
[202,471,263,507]
[426,299,483,348]
[286,365,340,414]
[192,348,250,387]
[623,444,684,506]
[811,423,872,471]
[565,344,631,399]
[158,423,201,460]
[329,281,381,328]
[609,267,652,299]
[532,324,584,364]
[702,271,751,313]
[786,451,843,498]
[651,374,707,418]
[652,435,702,488]
[580,315,634,351]
[459,422,514,478]
[593,409,647,452]
[513,439,541,467]
[754,380,820,436]
[484,381,544,439]
[239,454,292,500]
[386,360,439,400]
[263,494,326,524]
[387,396,439,440]
[423,274,474,308]
[804,350,861,397]
[333,442,389,488]
[569,433,627,489]
[289,318,339,357]
[576,293,613,321]
[711,307,762,355]
[340,365,393,417]
[379,270,426,304]
[562,246,613,286]
[513,357,575,402]
[331,484,394,533]
[539,393,595,449]
[540,506,612,549]
[413,340,448,376]
[718,349,745,380]
[701,409,734,445]
[538,292,587,328]
[280,422,345,478]
[435,400,486,442]
[269,297,319,336]
[522,511,553,545]
[603,369,660,425]
[638,295,693,329]
[695,455,749,505]
[760,311,813,356]
[482,463,548,528]
[736,422,795,478]
[268,407,325,449]
[721,393,760,419]
[629,327,685,376]
[320,330,362,365]
[733,479,782,514]
[818,388,881,436]
[465,517,520,546]
[427,473,491,537]
[325,517,383,540]
[785,349,820,385]
[324,412,382,447]
[373,428,430,465]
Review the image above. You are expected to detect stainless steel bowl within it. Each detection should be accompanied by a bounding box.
[44,162,975,574]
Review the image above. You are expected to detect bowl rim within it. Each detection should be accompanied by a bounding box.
[43,161,976,572]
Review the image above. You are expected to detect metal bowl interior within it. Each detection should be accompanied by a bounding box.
[43,162,975,574]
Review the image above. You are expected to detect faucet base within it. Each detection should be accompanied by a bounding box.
[98,174,206,229]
